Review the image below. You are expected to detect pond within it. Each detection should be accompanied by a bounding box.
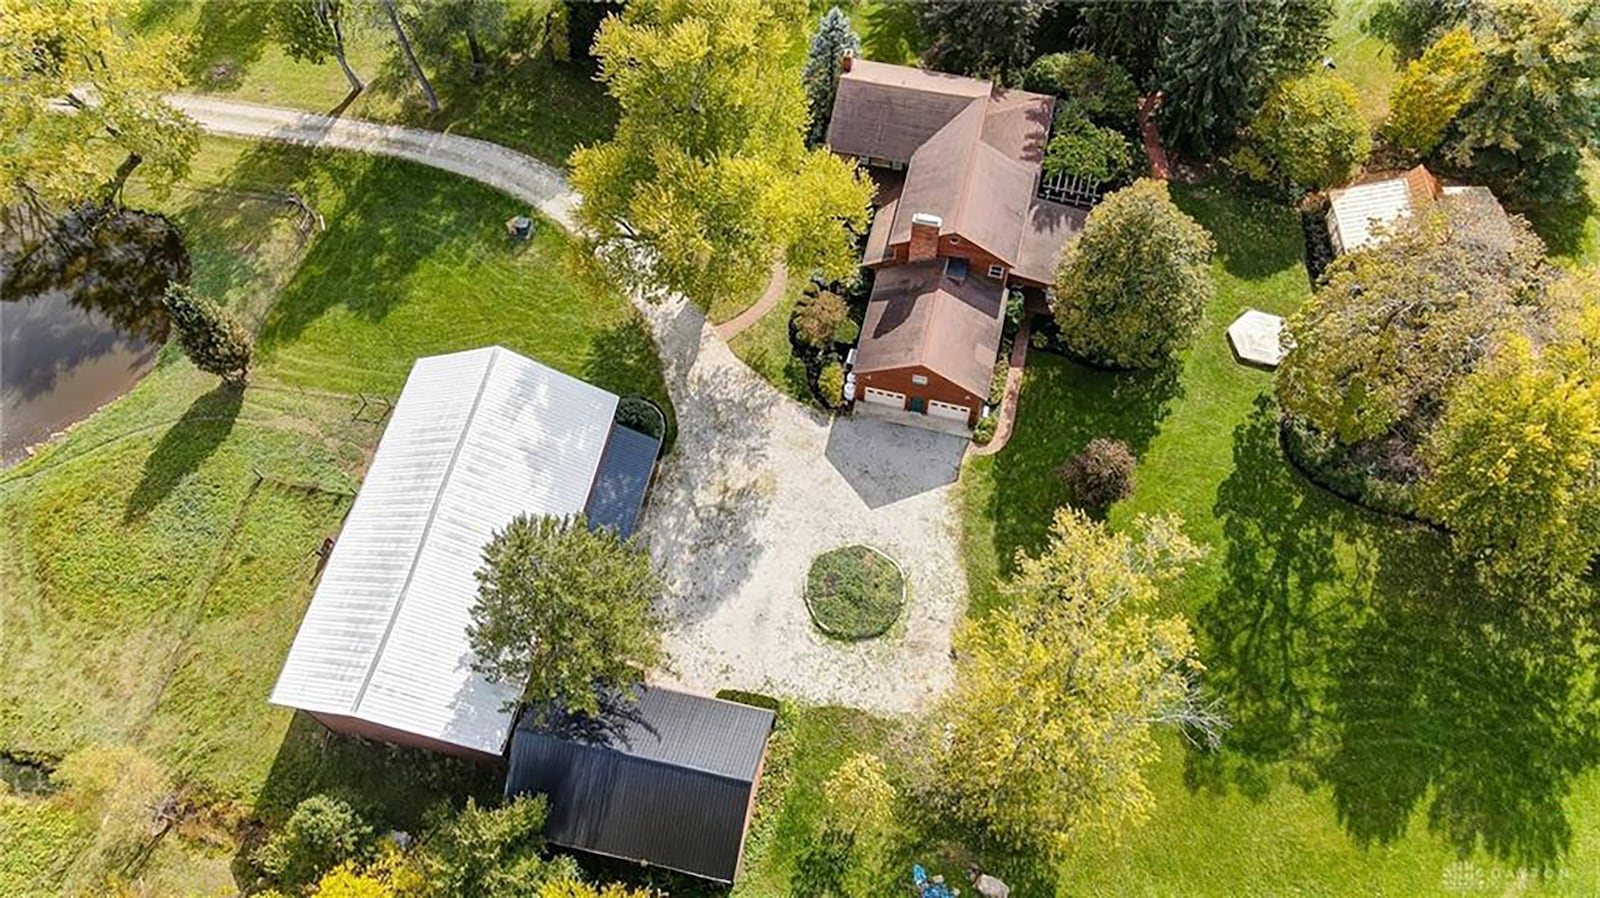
[2,206,188,466]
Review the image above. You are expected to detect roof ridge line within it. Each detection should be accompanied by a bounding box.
[350,347,503,714]
[549,732,763,785]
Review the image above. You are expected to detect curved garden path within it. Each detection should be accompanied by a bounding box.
[174,95,965,714]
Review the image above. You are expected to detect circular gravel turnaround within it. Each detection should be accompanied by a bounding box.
[804,545,906,641]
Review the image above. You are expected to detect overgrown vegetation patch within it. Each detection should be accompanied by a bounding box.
[803,545,904,640]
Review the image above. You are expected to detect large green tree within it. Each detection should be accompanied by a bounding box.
[1069,0,1172,90]
[1443,0,1600,203]
[1051,178,1214,369]
[1421,276,1600,594]
[1236,71,1370,190]
[468,514,664,718]
[1156,0,1333,157]
[571,0,872,310]
[0,0,198,228]
[918,0,1051,80]
[1278,197,1553,444]
[934,510,1218,855]
[402,0,507,81]
[802,6,861,147]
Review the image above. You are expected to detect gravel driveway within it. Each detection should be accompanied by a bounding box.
[173,96,968,713]
[633,295,968,715]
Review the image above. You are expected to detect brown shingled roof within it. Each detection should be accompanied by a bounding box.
[828,60,1055,269]
[855,261,1004,397]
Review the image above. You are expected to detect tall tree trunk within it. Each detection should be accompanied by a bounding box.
[319,0,364,94]
[381,0,440,113]
[466,25,487,81]
[104,153,143,205]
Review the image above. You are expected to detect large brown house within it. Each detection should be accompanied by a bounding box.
[828,58,1085,428]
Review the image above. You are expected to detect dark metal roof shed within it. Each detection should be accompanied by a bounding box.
[504,686,776,884]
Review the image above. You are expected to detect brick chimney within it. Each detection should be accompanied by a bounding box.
[908,213,942,263]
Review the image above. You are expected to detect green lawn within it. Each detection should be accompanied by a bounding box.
[135,0,615,168]
[0,136,668,892]
[727,275,815,406]
[1328,0,1401,126]
[952,182,1600,895]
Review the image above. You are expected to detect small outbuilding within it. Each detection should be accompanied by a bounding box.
[1326,165,1506,255]
[270,346,659,761]
[505,686,776,884]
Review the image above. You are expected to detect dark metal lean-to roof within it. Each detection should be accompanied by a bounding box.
[582,422,660,539]
[504,686,776,884]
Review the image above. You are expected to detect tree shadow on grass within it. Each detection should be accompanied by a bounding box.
[124,382,244,522]
[180,0,273,91]
[253,155,503,353]
[1519,188,1598,264]
[583,315,677,451]
[979,354,1182,586]
[1171,181,1307,281]
[1192,396,1600,871]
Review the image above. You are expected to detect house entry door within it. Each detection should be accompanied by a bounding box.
[909,397,927,414]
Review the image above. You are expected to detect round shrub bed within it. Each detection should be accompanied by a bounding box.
[804,545,905,641]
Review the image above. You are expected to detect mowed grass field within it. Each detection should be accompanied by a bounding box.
[0,137,669,894]
[955,184,1600,895]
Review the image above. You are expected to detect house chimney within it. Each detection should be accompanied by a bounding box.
[841,53,853,73]
[908,213,942,263]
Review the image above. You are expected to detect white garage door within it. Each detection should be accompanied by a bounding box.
[862,387,905,408]
[928,399,970,422]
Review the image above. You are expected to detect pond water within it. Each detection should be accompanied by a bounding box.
[2,206,187,466]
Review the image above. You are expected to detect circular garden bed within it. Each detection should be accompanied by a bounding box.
[803,545,905,641]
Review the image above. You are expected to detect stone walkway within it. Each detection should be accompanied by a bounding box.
[174,95,966,713]
[969,316,1032,458]
[712,261,788,341]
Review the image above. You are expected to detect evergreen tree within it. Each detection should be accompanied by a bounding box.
[1071,0,1173,90]
[803,6,861,147]
[161,284,253,384]
[1157,0,1333,157]
[918,0,1052,80]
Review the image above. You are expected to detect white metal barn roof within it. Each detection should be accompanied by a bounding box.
[270,346,619,756]
[1326,177,1414,254]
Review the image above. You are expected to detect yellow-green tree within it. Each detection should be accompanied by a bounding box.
[1421,274,1600,593]
[571,0,872,310]
[934,510,1218,854]
[311,862,397,898]
[1235,71,1370,190]
[0,0,197,225]
[1384,26,1485,158]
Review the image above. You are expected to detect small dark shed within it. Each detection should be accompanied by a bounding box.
[504,686,776,884]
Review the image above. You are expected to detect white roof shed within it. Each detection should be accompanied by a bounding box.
[270,346,620,757]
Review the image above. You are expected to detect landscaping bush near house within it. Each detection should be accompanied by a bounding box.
[1060,437,1137,510]
[817,361,846,409]
[804,546,905,640]
[972,416,998,446]
[794,290,850,350]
